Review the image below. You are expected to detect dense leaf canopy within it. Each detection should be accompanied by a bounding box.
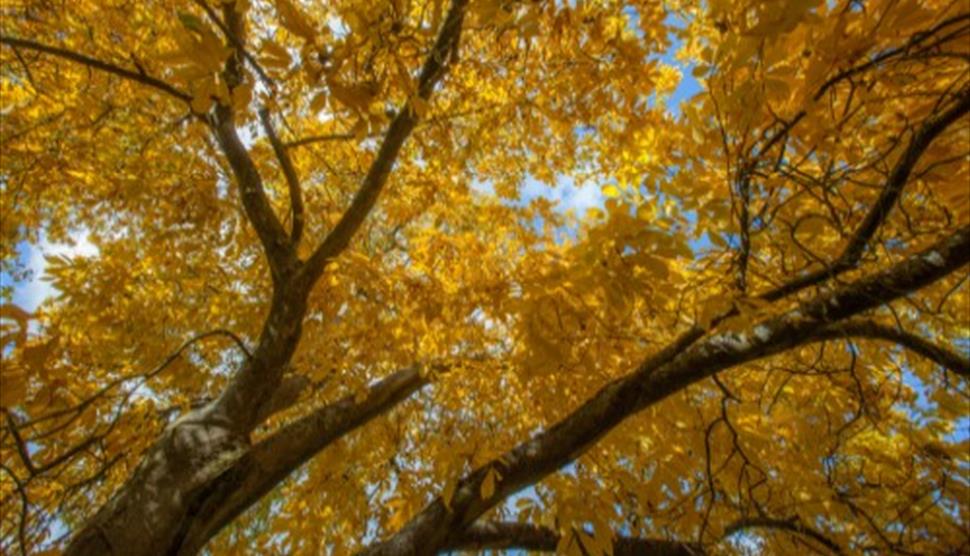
[1,0,968,555]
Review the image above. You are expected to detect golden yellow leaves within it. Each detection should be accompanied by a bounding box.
[440,476,459,510]
[697,295,775,332]
[742,0,820,38]
[0,305,66,411]
[385,497,412,532]
[3,1,968,553]
[0,304,32,407]
[157,11,234,113]
[326,77,380,119]
[260,39,292,72]
[275,0,318,42]
[553,506,616,556]
[480,466,500,499]
[173,14,231,74]
[0,358,28,408]
[0,303,30,348]
[939,177,970,224]
[191,78,232,114]
[409,96,430,119]
[469,0,517,28]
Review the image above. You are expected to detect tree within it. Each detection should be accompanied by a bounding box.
[0,0,968,553]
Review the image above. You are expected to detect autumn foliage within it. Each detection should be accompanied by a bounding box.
[1,0,968,554]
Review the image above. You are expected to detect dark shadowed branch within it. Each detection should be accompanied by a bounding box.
[724,516,843,555]
[0,35,191,102]
[259,108,305,246]
[300,0,470,284]
[449,521,704,555]
[171,366,430,554]
[359,226,969,555]
[761,86,970,302]
[813,319,970,379]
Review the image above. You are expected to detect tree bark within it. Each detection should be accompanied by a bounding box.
[359,227,970,556]
[62,1,469,552]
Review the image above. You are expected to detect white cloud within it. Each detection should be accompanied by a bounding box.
[14,231,97,311]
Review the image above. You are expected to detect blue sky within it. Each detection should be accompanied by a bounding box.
[3,6,968,554]
[1,8,703,313]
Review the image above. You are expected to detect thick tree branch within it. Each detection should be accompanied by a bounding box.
[259,107,305,246]
[761,86,970,302]
[360,226,970,555]
[170,366,429,555]
[448,521,704,555]
[209,4,294,279]
[199,0,467,437]
[813,320,970,379]
[725,517,843,555]
[0,35,191,102]
[45,6,304,542]
[13,329,250,431]
[301,0,469,284]
[67,364,427,556]
[211,108,295,278]
[192,0,273,89]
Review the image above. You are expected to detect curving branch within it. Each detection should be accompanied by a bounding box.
[259,107,305,247]
[209,4,294,279]
[0,35,191,102]
[761,86,970,302]
[169,366,430,555]
[203,0,469,436]
[285,132,357,148]
[213,110,296,276]
[725,517,843,555]
[812,320,970,379]
[449,521,704,555]
[358,226,970,555]
[10,329,250,432]
[301,0,469,283]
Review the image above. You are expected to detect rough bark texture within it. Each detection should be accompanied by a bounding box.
[21,4,961,555]
[62,2,469,553]
[64,291,306,556]
[63,305,428,556]
[359,227,970,556]
[449,522,704,555]
[173,368,427,555]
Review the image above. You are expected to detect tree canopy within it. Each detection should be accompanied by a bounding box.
[1,0,968,554]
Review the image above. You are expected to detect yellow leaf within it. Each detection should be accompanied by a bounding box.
[577,530,602,556]
[441,477,457,511]
[261,40,292,65]
[386,497,409,531]
[698,295,733,329]
[480,467,499,499]
[602,185,620,198]
[231,81,254,112]
[636,203,654,220]
[328,78,377,114]
[309,91,328,113]
[0,361,27,407]
[275,0,316,40]
[556,530,576,555]
[410,96,430,119]
[177,11,205,34]
[191,87,214,114]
